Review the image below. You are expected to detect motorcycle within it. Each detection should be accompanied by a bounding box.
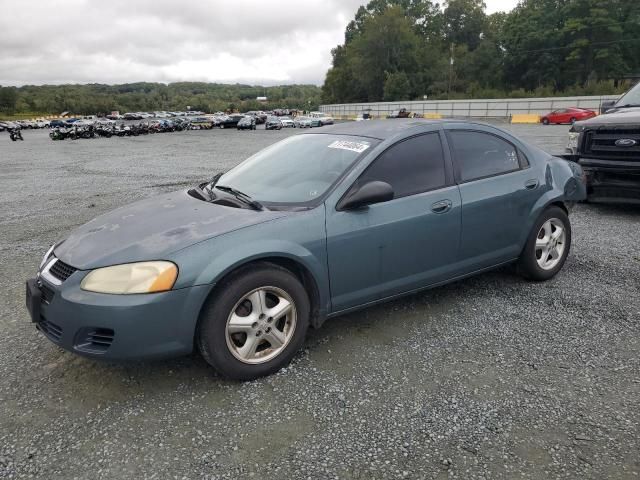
[95,125,113,138]
[9,128,24,141]
[49,127,71,140]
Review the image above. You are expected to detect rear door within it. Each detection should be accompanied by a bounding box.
[445,128,541,272]
[325,131,462,312]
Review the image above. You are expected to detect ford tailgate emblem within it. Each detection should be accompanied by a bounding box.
[615,138,637,147]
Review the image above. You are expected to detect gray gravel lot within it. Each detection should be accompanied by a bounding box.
[0,122,639,480]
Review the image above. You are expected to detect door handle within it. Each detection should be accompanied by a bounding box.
[431,199,452,214]
[525,179,539,190]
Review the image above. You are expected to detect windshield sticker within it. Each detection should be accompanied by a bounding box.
[328,140,370,153]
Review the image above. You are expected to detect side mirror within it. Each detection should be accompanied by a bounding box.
[339,181,394,210]
[600,100,616,114]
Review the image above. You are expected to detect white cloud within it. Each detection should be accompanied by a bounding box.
[0,0,518,86]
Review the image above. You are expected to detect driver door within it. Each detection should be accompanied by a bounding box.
[325,132,462,312]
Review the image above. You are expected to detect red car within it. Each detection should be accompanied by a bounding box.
[540,107,596,125]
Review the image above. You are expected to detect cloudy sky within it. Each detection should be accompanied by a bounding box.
[0,0,518,87]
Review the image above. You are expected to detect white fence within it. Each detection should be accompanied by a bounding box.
[319,95,620,118]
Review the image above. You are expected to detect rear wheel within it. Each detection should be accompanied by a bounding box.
[570,117,577,124]
[197,264,309,380]
[517,206,571,281]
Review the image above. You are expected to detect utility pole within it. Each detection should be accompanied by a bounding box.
[448,43,454,100]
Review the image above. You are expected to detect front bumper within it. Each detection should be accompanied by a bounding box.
[578,158,640,204]
[27,271,212,361]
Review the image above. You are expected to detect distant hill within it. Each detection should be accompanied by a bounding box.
[0,82,322,116]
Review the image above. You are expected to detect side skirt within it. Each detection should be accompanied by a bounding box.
[326,258,518,319]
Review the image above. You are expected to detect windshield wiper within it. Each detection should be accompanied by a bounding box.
[202,172,224,199]
[614,103,640,109]
[215,185,264,211]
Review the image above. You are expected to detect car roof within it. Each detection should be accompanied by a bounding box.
[316,118,486,140]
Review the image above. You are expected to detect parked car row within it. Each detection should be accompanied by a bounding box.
[112,111,205,120]
[49,119,193,140]
[0,119,50,130]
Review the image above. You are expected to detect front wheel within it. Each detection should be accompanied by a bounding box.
[517,206,571,281]
[197,264,310,380]
[542,118,549,125]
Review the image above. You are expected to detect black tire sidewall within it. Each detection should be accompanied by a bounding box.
[197,264,310,380]
[518,206,571,281]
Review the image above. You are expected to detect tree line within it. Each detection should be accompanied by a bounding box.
[322,0,640,104]
[0,82,322,116]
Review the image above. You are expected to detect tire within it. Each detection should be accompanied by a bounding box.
[197,263,310,380]
[542,118,549,125]
[517,206,571,281]
[220,124,225,129]
[570,117,577,124]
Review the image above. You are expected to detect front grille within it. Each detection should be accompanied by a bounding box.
[49,259,77,282]
[37,319,63,342]
[584,129,640,160]
[74,328,115,354]
[40,283,55,304]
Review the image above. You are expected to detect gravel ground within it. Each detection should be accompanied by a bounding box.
[0,122,639,480]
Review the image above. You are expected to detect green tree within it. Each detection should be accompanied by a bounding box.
[443,0,487,51]
[348,6,421,101]
[0,86,18,113]
[383,72,412,100]
[562,0,627,85]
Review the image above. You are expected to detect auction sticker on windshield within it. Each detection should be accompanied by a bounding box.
[328,140,370,153]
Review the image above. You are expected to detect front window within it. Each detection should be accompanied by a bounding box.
[616,82,640,107]
[217,134,378,205]
[354,133,447,198]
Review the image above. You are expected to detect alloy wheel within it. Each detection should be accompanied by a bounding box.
[535,218,566,270]
[225,286,297,364]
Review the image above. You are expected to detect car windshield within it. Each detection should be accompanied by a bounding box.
[616,82,640,107]
[217,134,378,205]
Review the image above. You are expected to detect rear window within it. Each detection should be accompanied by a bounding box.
[449,130,521,182]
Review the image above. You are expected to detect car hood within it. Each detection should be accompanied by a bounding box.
[576,107,640,127]
[55,190,287,270]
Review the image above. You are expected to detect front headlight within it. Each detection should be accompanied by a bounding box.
[80,261,178,294]
[567,132,579,150]
[39,244,55,269]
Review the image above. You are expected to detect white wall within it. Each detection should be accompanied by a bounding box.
[320,95,620,118]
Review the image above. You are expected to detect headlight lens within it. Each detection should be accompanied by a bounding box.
[567,132,579,150]
[40,244,55,269]
[81,261,178,294]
